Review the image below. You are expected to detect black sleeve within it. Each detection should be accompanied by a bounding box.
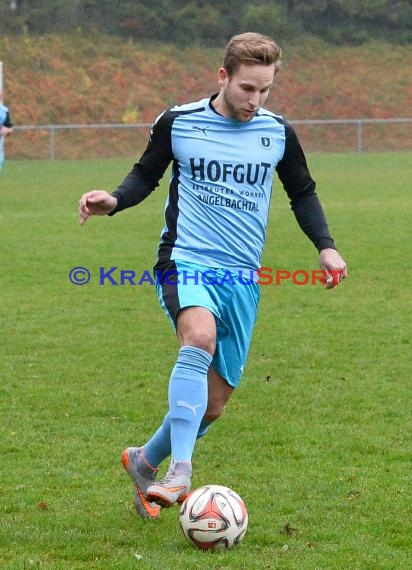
[3,111,13,128]
[276,121,336,252]
[109,110,174,215]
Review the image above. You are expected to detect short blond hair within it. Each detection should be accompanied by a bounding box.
[223,32,282,77]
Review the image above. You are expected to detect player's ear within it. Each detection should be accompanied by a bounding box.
[218,67,229,87]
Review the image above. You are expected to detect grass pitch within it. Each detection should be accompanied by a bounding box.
[0,153,411,569]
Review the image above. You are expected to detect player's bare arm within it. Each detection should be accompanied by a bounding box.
[319,248,347,289]
[79,190,117,225]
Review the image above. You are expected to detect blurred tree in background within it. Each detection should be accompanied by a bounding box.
[0,0,410,44]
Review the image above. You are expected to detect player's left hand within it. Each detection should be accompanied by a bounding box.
[319,248,347,289]
[0,126,12,136]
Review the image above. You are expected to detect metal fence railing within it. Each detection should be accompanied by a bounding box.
[6,118,412,160]
[290,118,412,153]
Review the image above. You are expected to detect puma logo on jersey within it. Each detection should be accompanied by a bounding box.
[176,400,202,416]
[192,125,209,136]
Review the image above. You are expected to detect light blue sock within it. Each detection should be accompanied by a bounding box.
[169,345,212,462]
[143,347,213,467]
[144,413,211,468]
[143,412,171,468]
[197,417,210,438]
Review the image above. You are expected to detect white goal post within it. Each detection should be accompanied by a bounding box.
[0,60,3,104]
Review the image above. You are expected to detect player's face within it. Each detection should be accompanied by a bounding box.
[218,63,276,122]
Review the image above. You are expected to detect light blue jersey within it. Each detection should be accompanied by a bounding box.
[0,104,9,125]
[111,95,334,272]
[160,98,285,272]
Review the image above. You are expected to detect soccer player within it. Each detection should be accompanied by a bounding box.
[0,102,13,172]
[79,32,347,519]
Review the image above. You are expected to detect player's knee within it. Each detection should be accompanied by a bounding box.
[177,308,216,354]
[184,331,216,355]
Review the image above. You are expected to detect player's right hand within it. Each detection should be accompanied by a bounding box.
[79,190,118,225]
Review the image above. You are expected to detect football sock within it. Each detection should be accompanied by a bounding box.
[169,345,211,462]
[168,458,192,477]
[143,347,213,467]
[197,417,210,438]
[144,414,212,468]
[143,413,172,469]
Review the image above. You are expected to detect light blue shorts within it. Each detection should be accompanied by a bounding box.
[155,259,260,388]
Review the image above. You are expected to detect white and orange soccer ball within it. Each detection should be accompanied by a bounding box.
[179,484,248,550]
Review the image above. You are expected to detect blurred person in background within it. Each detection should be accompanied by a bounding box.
[0,102,13,171]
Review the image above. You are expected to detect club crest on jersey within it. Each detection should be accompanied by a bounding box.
[259,136,273,150]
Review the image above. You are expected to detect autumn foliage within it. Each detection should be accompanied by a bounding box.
[1,34,411,157]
